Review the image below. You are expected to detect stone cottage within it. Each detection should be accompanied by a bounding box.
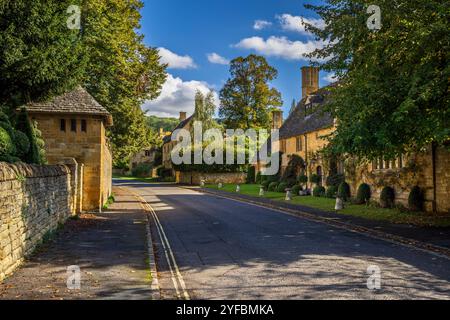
[276,67,450,213]
[23,87,113,211]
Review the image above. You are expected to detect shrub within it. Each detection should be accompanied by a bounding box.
[261,180,270,190]
[285,178,297,188]
[326,186,338,198]
[276,182,288,193]
[291,185,303,196]
[246,166,256,184]
[256,172,262,184]
[313,186,326,197]
[309,174,321,184]
[337,182,351,201]
[268,182,278,192]
[297,174,308,185]
[326,174,345,187]
[380,187,396,208]
[13,130,30,158]
[0,127,14,157]
[408,186,424,212]
[356,183,372,204]
[132,163,153,178]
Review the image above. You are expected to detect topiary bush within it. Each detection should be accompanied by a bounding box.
[408,186,424,212]
[261,180,270,190]
[256,172,262,184]
[268,182,278,192]
[309,174,321,185]
[356,183,371,204]
[326,186,338,198]
[313,186,326,197]
[13,130,30,158]
[326,174,345,187]
[291,185,302,196]
[132,163,153,178]
[337,182,351,201]
[246,166,256,184]
[277,182,288,193]
[380,187,395,208]
[297,174,308,185]
[0,127,14,157]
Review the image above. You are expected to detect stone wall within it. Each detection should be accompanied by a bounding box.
[0,162,76,281]
[177,171,246,185]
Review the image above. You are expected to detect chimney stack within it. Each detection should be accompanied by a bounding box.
[272,110,283,130]
[301,66,319,99]
[179,112,187,122]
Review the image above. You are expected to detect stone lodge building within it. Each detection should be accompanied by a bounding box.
[276,67,450,213]
[24,87,113,211]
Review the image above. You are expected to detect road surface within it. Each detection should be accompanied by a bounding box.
[115,181,450,300]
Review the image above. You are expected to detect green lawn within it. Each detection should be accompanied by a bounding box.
[113,175,158,183]
[205,184,450,227]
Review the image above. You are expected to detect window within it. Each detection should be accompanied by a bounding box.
[145,150,151,157]
[81,119,87,132]
[60,119,66,132]
[296,137,303,152]
[71,119,77,132]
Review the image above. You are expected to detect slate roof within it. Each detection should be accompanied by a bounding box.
[162,115,193,144]
[23,87,113,126]
[279,86,334,139]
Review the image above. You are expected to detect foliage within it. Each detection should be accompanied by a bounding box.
[132,163,153,178]
[219,54,282,130]
[297,174,308,185]
[313,186,326,197]
[246,166,256,184]
[81,0,167,167]
[261,180,271,190]
[147,116,179,133]
[282,154,306,182]
[13,130,30,158]
[356,183,372,204]
[156,167,172,178]
[337,182,351,201]
[276,182,288,193]
[309,174,321,184]
[268,182,279,192]
[380,186,396,208]
[291,185,303,196]
[192,90,220,133]
[326,186,338,199]
[326,174,345,188]
[15,109,46,164]
[408,186,424,212]
[305,0,450,159]
[0,127,14,157]
[0,0,85,107]
[256,172,262,184]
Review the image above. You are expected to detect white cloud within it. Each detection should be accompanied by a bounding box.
[253,20,272,30]
[158,47,197,69]
[142,74,218,118]
[234,36,326,61]
[207,53,229,65]
[278,14,325,36]
[323,73,339,83]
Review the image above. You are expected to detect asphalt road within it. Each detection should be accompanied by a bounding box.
[115,181,450,300]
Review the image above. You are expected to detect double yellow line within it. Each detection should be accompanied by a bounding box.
[125,187,190,300]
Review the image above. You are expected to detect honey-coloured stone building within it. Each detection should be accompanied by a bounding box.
[23,87,113,211]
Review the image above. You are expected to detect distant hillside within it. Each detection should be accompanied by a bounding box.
[146,115,180,132]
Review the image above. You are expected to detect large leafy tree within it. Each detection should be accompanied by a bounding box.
[81,0,167,167]
[0,0,85,107]
[219,55,282,130]
[305,0,449,160]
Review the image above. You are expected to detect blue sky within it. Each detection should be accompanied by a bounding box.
[140,0,333,118]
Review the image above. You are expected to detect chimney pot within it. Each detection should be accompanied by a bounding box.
[301,66,320,99]
[272,110,283,130]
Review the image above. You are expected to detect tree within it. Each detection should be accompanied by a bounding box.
[219,55,282,130]
[193,90,220,133]
[304,0,449,160]
[81,0,167,167]
[147,116,179,133]
[0,0,85,108]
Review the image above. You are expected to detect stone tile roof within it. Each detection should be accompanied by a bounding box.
[163,115,193,144]
[280,86,334,139]
[23,87,113,126]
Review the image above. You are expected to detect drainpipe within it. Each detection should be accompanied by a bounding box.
[432,142,437,213]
